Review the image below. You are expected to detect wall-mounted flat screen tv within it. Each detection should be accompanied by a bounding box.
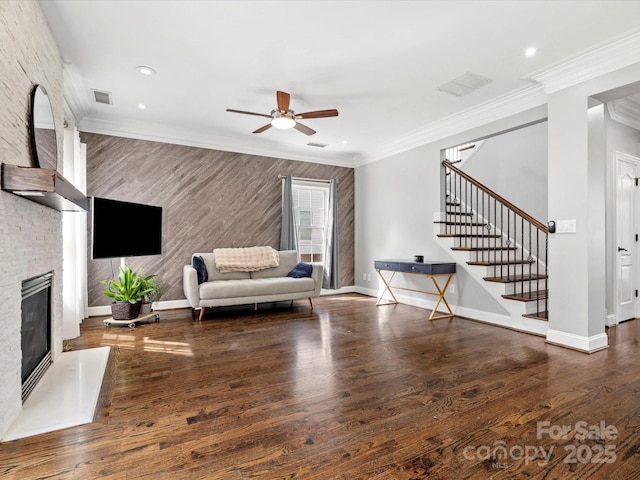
[91,197,162,259]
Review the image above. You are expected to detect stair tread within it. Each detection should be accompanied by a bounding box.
[523,311,548,321]
[502,290,548,301]
[437,234,501,238]
[483,273,547,283]
[434,221,487,226]
[452,246,518,251]
[445,211,473,216]
[467,260,534,266]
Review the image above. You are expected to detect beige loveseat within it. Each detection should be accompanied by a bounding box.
[183,250,323,321]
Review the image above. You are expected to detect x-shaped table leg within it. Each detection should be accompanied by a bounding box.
[428,274,454,320]
[376,269,399,305]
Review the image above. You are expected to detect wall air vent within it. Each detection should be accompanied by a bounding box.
[92,89,113,105]
[306,142,328,148]
[437,72,492,97]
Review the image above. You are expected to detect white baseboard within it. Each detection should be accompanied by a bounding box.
[354,286,516,330]
[546,329,609,353]
[353,285,377,297]
[155,299,191,310]
[89,288,608,353]
[87,305,111,317]
[88,285,544,340]
[606,314,617,327]
[321,285,357,296]
[87,288,358,317]
[87,299,190,317]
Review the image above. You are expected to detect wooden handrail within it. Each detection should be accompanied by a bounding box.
[442,160,548,233]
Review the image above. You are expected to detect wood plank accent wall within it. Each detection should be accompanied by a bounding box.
[83,133,354,307]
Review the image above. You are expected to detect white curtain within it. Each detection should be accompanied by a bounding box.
[62,125,87,339]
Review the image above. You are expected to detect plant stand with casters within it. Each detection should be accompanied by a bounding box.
[104,311,160,328]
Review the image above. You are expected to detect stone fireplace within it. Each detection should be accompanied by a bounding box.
[0,0,66,440]
[0,192,64,439]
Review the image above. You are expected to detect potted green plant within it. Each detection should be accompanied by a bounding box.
[140,275,162,314]
[100,264,154,320]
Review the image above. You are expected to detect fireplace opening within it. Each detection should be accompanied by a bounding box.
[21,272,53,402]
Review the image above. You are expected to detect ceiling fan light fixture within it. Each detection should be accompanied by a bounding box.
[271,110,296,129]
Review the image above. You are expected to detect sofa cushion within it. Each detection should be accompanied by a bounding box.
[287,262,313,278]
[199,277,315,299]
[192,255,208,284]
[251,250,298,279]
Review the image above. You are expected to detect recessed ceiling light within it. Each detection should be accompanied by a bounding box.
[136,66,156,76]
[525,47,537,57]
[342,140,348,145]
[138,104,146,110]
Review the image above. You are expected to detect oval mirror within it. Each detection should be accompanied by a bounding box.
[30,84,58,169]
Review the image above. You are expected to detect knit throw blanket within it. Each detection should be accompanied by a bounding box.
[213,246,280,272]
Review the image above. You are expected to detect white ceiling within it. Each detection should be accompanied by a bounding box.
[39,0,640,167]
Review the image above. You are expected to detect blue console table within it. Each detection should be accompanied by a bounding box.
[374,259,456,320]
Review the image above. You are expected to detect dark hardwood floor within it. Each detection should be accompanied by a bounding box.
[2,294,640,479]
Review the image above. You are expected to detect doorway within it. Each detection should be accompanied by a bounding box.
[615,152,640,323]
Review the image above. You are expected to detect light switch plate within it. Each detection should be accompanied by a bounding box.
[556,219,577,233]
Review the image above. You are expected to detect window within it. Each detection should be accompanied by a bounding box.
[291,180,329,264]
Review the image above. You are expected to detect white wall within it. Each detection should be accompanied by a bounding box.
[461,121,548,223]
[355,107,547,319]
[356,60,640,351]
[546,62,640,351]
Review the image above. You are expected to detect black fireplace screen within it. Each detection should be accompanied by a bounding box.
[21,272,52,401]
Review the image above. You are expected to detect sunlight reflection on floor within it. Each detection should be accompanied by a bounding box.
[101,333,136,350]
[143,337,193,356]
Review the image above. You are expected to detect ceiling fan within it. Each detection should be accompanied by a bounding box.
[226,90,338,136]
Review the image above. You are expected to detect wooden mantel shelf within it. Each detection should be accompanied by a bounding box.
[1,164,88,212]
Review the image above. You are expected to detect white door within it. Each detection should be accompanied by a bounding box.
[616,153,639,323]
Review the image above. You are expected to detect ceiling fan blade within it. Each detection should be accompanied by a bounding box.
[294,122,316,136]
[252,123,272,134]
[226,108,272,119]
[276,91,290,113]
[296,109,339,119]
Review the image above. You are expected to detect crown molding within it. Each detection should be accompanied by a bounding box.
[67,30,640,170]
[78,116,359,168]
[62,96,78,125]
[356,29,640,167]
[357,83,547,166]
[607,97,640,131]
[529,29,640,94]
[62,66,89,123]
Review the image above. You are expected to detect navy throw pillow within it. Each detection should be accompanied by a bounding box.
[287,262,313,278]
[192,255,208,284]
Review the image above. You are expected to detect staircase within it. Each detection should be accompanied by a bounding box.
[434,160,549,336]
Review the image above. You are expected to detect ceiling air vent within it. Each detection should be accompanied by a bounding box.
[92,89,113,105]
[437,72,492,97]
[307,142,328,148]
